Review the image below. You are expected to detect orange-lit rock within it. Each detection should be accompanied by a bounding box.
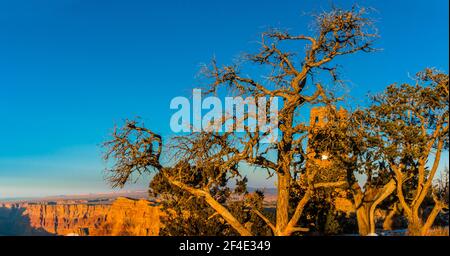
[0,197,161,236]
[92,197,161,236]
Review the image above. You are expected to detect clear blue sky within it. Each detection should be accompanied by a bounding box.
[0,0,448,198]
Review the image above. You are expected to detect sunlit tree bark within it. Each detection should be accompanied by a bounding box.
[103,6,377,236]
[368,69,449,236]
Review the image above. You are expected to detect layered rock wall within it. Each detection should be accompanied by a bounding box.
[0,197,160,236]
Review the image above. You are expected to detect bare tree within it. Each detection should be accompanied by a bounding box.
[103,6,377,236]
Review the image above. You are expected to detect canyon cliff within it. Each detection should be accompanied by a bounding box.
[0,197,161,236]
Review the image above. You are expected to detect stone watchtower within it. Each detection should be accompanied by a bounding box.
[307,106,353,215]
[309,106,347,128]
[309,107,328,128]
[307,106,347,168]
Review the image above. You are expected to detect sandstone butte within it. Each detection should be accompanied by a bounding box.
[0,197,161,236]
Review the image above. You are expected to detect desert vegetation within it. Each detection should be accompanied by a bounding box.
[103,6,449,236]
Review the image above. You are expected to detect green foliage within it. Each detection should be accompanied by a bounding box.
[150,168,272,236]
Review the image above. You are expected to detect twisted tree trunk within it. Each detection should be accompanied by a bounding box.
[355,204,371,235]
[275,172,291,235]
[383,203,399,231]
[352,179,396,235]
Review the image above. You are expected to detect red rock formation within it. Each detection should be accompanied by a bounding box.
[92,197,161,236]
[0,197,161,236]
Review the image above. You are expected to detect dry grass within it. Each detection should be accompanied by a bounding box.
[425,226,449,236]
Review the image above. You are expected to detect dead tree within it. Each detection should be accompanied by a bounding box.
[103,7,377,236]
